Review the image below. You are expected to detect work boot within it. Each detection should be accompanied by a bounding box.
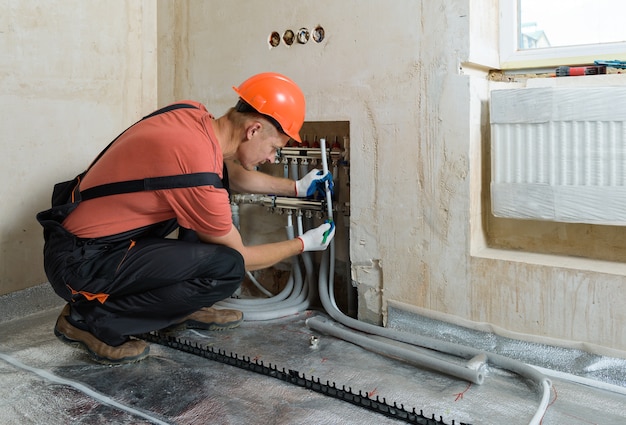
[173,306,243,331]
[54,304,149,365]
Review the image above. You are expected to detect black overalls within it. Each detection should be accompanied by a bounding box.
[36,104,245,346]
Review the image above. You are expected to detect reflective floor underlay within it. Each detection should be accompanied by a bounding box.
[1,292,625,424]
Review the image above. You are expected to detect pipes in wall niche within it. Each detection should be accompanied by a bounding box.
[218,121,352,320]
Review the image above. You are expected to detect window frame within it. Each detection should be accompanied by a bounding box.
[500,0,626,70]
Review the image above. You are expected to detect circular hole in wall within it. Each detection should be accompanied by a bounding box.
[283,29,295,46]
[312,26,325,43]
[269,31,281,48]
[297,28,310,44]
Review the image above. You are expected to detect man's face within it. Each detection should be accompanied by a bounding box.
[237,123,290,171]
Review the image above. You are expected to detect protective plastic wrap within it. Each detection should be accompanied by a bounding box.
[490,86,626,224]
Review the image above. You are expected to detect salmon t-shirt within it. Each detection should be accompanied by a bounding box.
[63,101,232,239]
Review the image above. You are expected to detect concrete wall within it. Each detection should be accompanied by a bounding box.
[3,0,626,354]
[1,1,158,295]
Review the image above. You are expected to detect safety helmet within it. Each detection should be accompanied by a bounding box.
[232,72,305,143]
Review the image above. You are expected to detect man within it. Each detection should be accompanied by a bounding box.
[38,72,335,365]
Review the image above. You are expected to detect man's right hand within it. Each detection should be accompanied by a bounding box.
[297,221,335,252]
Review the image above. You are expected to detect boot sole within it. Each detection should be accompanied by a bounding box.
[54,327,149,365]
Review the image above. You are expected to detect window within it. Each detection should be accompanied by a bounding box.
[500,0,626,69]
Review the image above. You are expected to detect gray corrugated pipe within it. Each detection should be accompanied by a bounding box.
[307,243,551,423]
[218,158,318,321]
[308,243,483,386]
[217,213,315,320]
[305,139,551,424]
[231,201,273,297]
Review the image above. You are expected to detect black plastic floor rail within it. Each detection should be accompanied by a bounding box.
[140,332,472,425]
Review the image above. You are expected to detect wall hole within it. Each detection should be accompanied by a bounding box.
[269,31,281,48]
[312,26,325,43]
[297,28,310,44]
[283,29,295,46]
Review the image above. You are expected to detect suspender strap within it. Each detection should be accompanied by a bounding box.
[86,103,199,171]
[77,103,225,202]
[80,172,224,201]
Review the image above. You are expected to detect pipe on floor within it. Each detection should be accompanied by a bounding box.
[0,352,170,425]
[308,138,551,423]
[310,239,552,423]
[307,316,484,384]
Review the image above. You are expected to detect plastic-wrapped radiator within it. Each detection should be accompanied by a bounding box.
[490,86,626,225]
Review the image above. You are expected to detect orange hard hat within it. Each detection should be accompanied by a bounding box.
[233,72,305,143]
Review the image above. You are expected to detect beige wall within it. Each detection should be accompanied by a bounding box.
[1,1,157,295]
[3,0,626,354]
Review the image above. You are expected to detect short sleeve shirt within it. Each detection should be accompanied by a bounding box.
[62,101,232,239]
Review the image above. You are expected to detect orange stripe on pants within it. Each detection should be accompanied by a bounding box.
[68,285,109,304]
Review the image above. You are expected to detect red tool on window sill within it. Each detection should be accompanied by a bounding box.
[555,65,607,77]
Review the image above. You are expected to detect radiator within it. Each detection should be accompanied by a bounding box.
[490,86,626,225]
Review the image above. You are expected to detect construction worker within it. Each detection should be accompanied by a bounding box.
[37,72,335,365]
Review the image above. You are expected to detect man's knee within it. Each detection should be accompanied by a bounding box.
[209,245,246,284]
[224,246,245,283]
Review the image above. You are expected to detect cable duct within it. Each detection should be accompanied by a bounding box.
[218,139,553,424]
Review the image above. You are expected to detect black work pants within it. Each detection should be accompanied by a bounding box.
[44,224,245,346]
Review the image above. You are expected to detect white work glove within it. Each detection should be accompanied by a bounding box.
[295,169,333,198]
[297,221,335,252]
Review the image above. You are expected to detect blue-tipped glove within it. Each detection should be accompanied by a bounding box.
[297,220,335,252]
[295,169,334,198]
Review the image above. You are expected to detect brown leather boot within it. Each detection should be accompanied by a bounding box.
[175,306,243,331]
[54,304,149,365]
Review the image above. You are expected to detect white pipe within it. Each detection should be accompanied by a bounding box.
[219,223,301,308]
[307,316,483,384]
[225,258,308,313]
[235,206,268,299]
[237,254,310,320]
[220,274,307,317]
[290,158,299,181]
[299,158,309,182]
[319,138,333,218]
[231,203,240,230]
[283,158,289,178]
[297,211,317,303]
[231,202,274,298]
[217,210,314,320]
[0,352,170,425]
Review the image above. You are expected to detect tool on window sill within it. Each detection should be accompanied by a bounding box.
[594,60,626,69]
[555,65,607,77]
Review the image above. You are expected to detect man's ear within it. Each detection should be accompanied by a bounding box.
[246,121,262,141]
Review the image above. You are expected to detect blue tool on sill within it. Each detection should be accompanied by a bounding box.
[594,60,626,69]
